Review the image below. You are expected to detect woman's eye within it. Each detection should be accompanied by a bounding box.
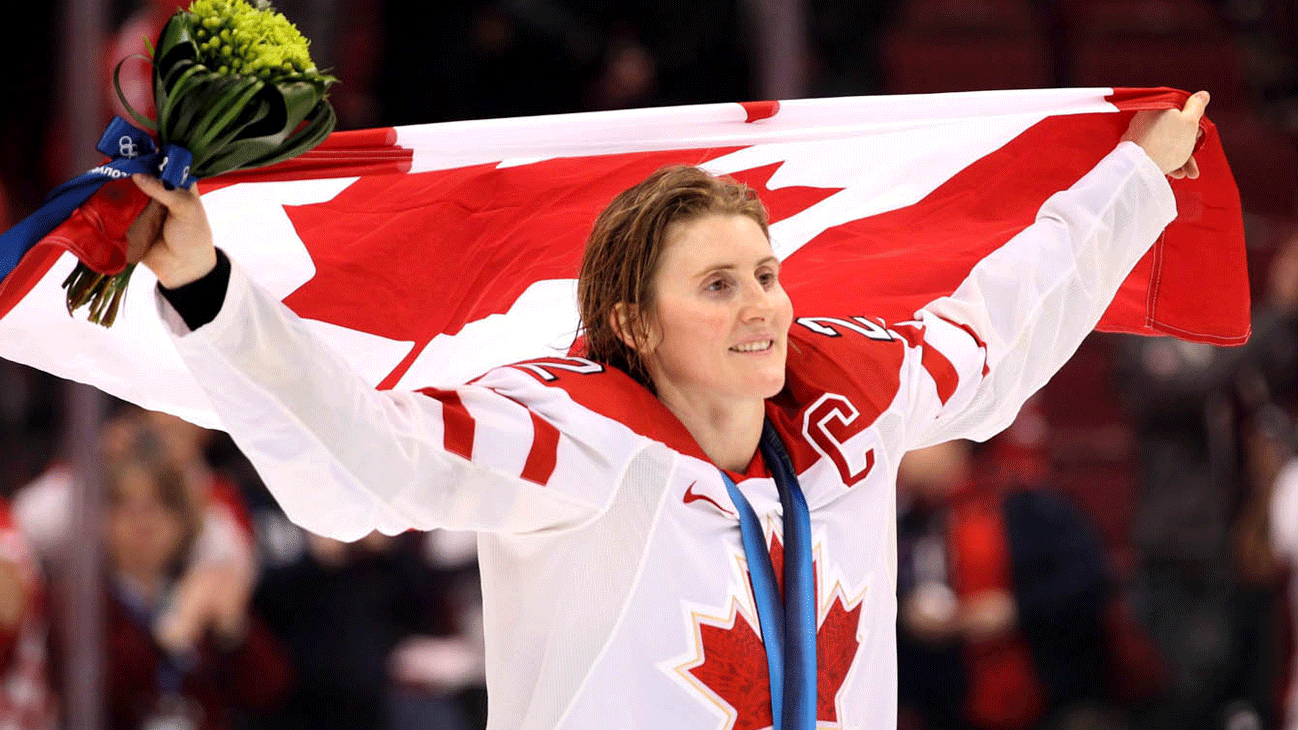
[705,278,731,292]
[758,270,778,287]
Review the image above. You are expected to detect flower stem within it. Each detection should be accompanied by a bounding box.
[62,262,136,327]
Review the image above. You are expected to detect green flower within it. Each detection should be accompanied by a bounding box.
[187,0,322,79]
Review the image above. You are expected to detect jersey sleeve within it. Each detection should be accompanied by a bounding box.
[901,140,1178,449]
[155,260,632,542]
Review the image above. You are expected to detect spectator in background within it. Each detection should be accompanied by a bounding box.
[1231,231,1298,729]
[12,405,257,587]
[896,408,1118,730]
[0,496,57,730]
[79,422,291,730]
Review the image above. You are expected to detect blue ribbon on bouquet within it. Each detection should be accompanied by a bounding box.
[0,116,196,279]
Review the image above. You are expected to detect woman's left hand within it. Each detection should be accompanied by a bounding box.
[1121,90,1210,179]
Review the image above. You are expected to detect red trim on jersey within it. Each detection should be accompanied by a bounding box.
[520,411,560,486]
[418,387,476,460]
[924,344,962,405]
[892,322,961,406]
[723,448,772,484]
[943,318,991,377]
[506,359,715,464]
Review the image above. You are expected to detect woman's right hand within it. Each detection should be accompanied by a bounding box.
[129,174,218,289]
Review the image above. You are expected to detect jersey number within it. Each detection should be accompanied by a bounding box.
[795,316,893,341]
[803,393,875,486]
[513,356,605,382]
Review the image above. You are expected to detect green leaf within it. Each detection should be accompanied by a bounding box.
[273,80,323,132]
[169,73,246,149]
[185,74,264,157]
[190,99,273,171]
[156,62,209,143]
[226,78,308,143]
[152,13,199,77]
[77,5,341,328]
[256,101,335,165]
[152,14,185,60]
[112,55,158,131]
[185,76,330,173]
[201,100,334,172]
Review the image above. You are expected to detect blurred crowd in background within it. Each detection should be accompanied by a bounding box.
[0,0,1297,729]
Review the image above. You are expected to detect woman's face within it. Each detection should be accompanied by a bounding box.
[639,213,793,408]
[105,467,188,581]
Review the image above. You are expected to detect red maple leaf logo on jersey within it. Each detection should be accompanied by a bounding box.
[675,533,865,730]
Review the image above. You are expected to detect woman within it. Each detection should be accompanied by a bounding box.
[127,92,1209,730]
[91,421,291,730]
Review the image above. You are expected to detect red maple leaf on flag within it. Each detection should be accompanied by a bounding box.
[682,533,864,730]
[277,149,842,388]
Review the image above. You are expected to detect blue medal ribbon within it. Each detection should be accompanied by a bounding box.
[0,116,196,279]
[718,420,817,730]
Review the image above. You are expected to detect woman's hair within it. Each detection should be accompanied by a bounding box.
[577,165,770,385]
[102,414,204,578]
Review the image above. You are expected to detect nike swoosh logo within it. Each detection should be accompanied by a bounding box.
[684,481,735,516]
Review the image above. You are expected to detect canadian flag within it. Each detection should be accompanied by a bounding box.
[0,87,1249,429]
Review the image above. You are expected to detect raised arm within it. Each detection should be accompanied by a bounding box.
[904,91,1210,449]
[130,178,627,542]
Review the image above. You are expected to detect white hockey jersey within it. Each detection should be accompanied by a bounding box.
[156,141,1177,730]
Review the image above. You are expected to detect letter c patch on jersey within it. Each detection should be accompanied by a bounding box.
[801,393,875,486]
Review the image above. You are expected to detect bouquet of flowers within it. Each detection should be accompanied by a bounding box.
[59,0,336,325]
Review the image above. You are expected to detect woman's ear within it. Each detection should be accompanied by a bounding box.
[611,303,639,351]
[611,302,660,353]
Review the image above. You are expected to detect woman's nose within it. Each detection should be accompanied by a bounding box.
[740,280,775,320]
